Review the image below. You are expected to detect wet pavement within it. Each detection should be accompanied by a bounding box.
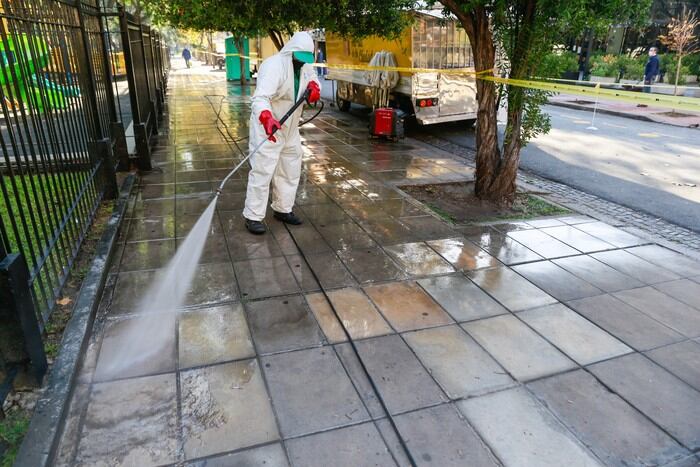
[54,64,700,466]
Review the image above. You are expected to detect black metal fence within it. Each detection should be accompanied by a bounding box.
[119,8,169,170]
[0,0,169,400]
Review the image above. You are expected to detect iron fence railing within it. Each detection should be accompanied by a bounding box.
[119,8,169,170]
[0,0,169,402]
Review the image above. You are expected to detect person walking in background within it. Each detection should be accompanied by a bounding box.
[643,47,660,93]
[182,47,192,68]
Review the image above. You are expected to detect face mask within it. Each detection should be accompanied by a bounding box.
[292,51,315,64]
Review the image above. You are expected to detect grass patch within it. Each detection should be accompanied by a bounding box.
[491,194,570,221]
[0,409,30,467]
[400,181,570,224]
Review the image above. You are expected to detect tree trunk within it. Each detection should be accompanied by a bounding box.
[674,52,683,96]
[268,29,284,51]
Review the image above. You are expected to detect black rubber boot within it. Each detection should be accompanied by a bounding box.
[273,210,303,225]
[245,218,267,235]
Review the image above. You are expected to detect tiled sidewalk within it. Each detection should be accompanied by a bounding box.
[54,67,700,466]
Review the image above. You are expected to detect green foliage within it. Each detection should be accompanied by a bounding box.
[686,53,700,77]
[538,50,579,78]
[589,54,619,77]
[0,411,30,467]
[616,55,645,80]
[142,0,414,43]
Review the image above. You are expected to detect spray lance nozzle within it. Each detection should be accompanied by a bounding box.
[214,89,314,197]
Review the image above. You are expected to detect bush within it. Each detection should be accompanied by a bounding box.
[589,54,618,78]
[665,64,690,86]
[684,53,700,78]
[538,51,579,78]
[616,55,645,80]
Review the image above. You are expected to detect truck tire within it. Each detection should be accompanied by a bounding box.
[335,89,351,111]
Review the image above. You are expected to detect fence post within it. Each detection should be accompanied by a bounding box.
[0,253,48,389]
[118,5,152,170]
[76,1,119,197]
[139,24,159,134]
[96,0,129,177]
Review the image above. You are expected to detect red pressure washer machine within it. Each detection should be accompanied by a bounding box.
[369,107,406,141]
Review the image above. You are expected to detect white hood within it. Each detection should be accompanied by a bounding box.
[280,32,315,56]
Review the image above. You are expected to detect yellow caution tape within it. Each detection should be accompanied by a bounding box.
[192,50,699,112]
[483,75,700,113]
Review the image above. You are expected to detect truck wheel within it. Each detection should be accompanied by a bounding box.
[336,90,351,111]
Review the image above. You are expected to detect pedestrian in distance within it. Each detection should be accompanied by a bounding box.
[243,31,321,235]
[182,47,192,68]
[643,47,660,93]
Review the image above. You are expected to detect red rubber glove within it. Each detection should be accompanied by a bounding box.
[306,81,320,104]
[259,110,281,142]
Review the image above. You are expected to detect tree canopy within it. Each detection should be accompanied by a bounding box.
[142,0,415,49]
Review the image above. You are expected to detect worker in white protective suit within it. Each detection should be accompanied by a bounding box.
[243,31,321,234]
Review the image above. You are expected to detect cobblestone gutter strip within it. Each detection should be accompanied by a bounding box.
[413,133,700,255]
[15,174,136,467]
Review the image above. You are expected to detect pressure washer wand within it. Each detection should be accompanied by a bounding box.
[216,88,312,195]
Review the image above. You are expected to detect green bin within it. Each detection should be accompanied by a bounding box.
[225,37,250,82]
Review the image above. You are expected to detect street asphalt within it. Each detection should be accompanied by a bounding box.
[417,104,700,233]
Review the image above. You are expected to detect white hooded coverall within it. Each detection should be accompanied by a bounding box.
[243,32,321,221]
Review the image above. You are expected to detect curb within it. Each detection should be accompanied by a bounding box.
[548,101,656,123]
[15,174,136,467]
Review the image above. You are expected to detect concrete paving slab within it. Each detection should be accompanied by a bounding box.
[364,281,454,332]
[592,250,680,284]
[261,347,369,438]
[360,218,419,245]
[404,326,513,398]
[334,343,385,418]
[286,422,396,467]
[468,267,558,311]
[317,221,378,251]
[567,294,685,351]
[626,245,700,277]
[513,261,603,301]
[553,255,644,292]
[519,303,632,365]
[458,387,601,467]
[652,279,700,310]
[541,225,615,253]
[285,254,321,292]
[288,226,334,255]
[529,370,688,467]
[181,360,279,459]
[385,242,455,276]
[426,237,502,271]
[225,230,283,261]
[417,274,508,322]
[354,334,448,414]
[395,404,499,467]
[109,270,162,315]
[119,239,176,272]
[246,295,324,354]
[376,418,412,467]
[613,286,700,337]
[188,234,231,264]
[507,229,580,258]
[301,251,358,289]
[184,262,238,307]
[526,218,566,228]
[326,287,393,339]
[401,216,457,241]
[337,247,407,283]
[94,316,176,381]
[469,230,544,265]
[126,216,176,242]
[75,374,178,467]
[178,304,254,369]
[306,293,347,344]
[234,256,300,300]
[301,203,352,226]
[645,340,700,391]
[464,314,575,381]
[187,443,289,467]
[589,353,700,450]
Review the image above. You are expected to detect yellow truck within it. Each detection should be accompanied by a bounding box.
[326,9,477,127]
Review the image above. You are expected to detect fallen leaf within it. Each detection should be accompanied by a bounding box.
[56,297,72,306]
